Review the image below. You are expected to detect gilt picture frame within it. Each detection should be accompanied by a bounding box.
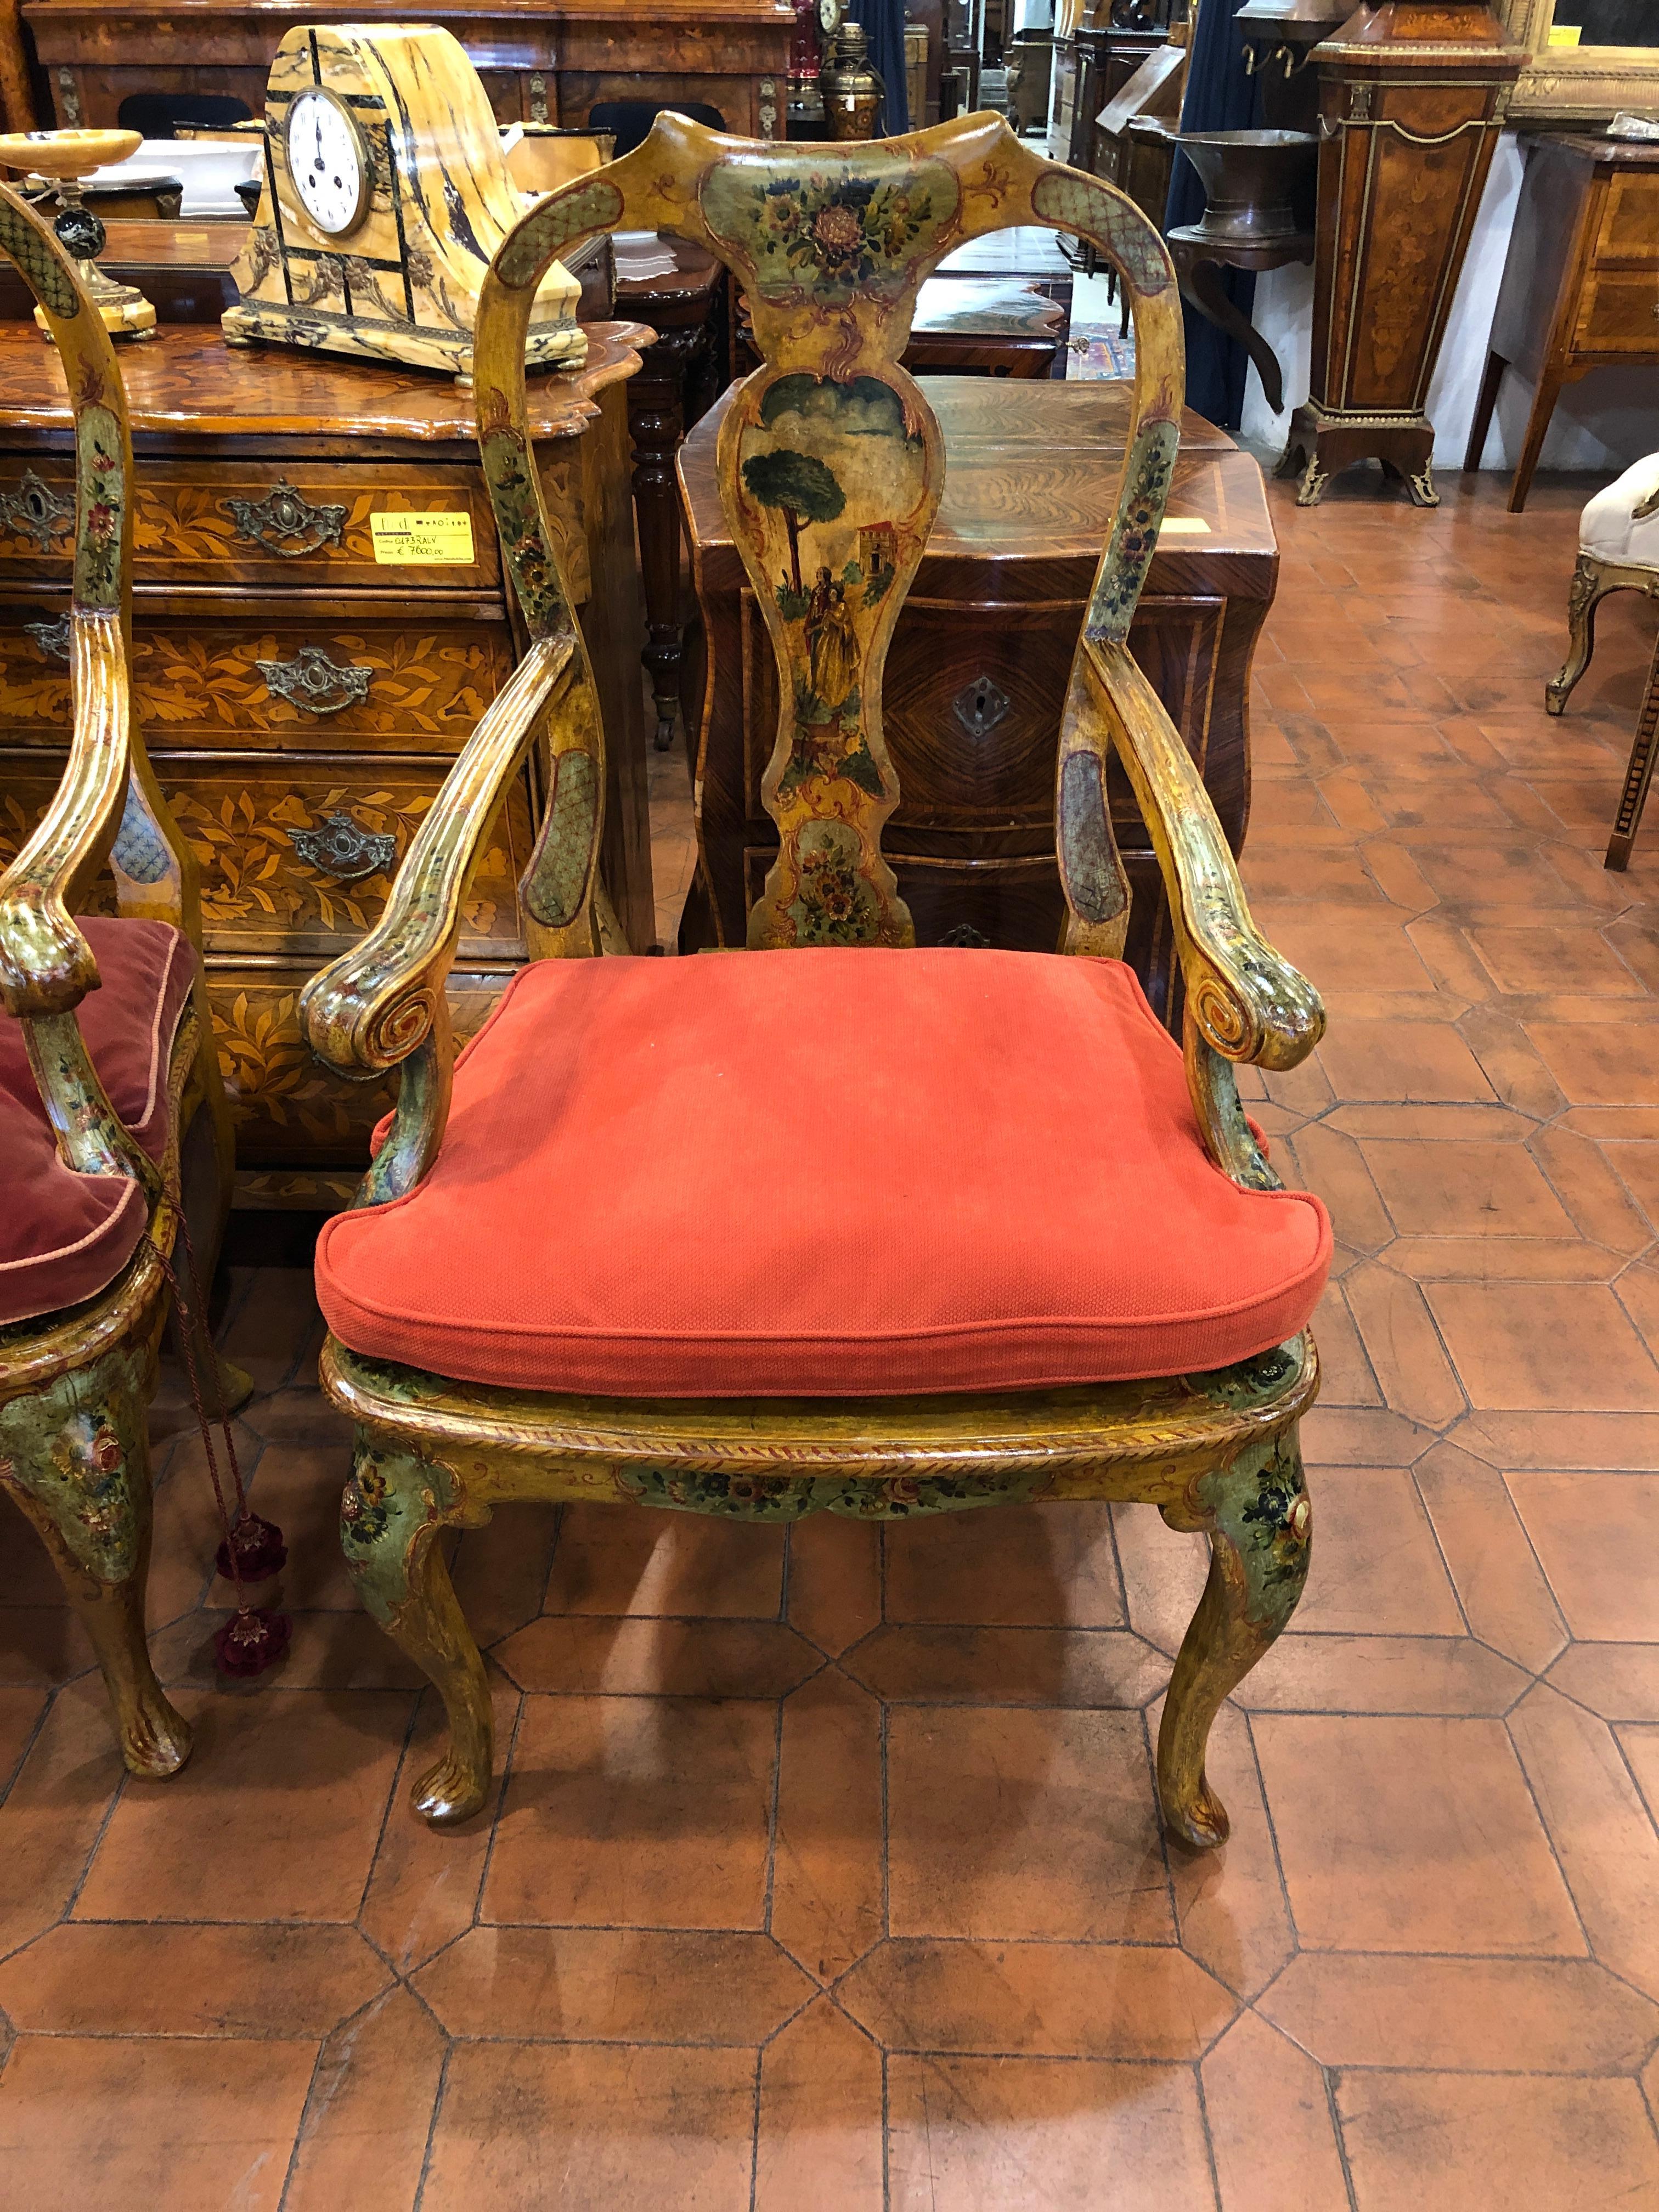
[1496,0,1659,125]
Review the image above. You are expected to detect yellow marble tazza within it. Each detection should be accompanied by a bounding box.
[224,24,584,382]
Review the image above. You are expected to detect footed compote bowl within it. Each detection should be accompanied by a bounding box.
[0,128,157,338]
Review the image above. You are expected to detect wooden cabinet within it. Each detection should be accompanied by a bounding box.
[0,321,651,1207]
[1465,136,1659,514]
[677,378,1277,1029]
[23,0,794,139]
[1279,0,1522,509]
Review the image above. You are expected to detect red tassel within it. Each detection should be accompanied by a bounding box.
[215,1511,288,1585]
[213,1606,292,1678]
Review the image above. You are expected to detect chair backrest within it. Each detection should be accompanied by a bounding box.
[585,100,727,157]
[475,111,1183,951]
[0,184,200,1021]
[116,92,253,139]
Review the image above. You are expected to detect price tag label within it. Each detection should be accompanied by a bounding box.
[1158,517,1211,537]
[370,510,476,564]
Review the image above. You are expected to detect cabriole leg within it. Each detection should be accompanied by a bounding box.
[1547,556,1611,718]
[1156,1431,1311,1850]
[339,1437,493,1825]
[0,1352,192,1778]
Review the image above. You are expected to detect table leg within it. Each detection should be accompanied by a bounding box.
[1508,364,1566,516]
[1463,348,1505,472]
[628,323,701,752]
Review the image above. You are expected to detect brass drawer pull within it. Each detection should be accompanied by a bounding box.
[0,469,74,552]
[227,479,348,557]
[283,811,397,882]
[24,612,71,662]
[256,644,374,715]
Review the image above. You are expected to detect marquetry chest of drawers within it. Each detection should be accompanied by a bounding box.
[0,321,650,1207]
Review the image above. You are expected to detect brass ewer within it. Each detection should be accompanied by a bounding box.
[0,129,157,340]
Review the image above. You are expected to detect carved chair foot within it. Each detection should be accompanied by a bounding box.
[340,1438,494,1826]
[411,1745,493,1826]
[1155,1430,1311,1851]
[1548,555,1610,718]
[83,1582,195,1778]
[214,1354,256,1415]
[1,1347,193,1778]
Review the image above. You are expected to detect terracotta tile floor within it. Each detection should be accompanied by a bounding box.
[5,471,1659,2209]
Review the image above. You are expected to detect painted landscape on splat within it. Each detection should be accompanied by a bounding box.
[738,372,926,805]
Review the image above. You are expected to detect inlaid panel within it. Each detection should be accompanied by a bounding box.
[0,755,534,958]
[1575,271,1659,353]
[0,606,514,752]
[206,967,509,1165]
[0,456,503,588]
[1596,172,1659,265]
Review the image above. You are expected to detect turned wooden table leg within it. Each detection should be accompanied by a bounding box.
[628,324,702,752]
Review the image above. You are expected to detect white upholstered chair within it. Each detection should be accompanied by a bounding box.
[1547,453,1659,870]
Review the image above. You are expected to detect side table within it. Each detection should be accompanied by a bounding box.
[1464,134,1659,516]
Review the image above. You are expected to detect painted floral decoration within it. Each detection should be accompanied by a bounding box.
[754,173,935,288]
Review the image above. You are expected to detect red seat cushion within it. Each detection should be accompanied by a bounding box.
[0,918,196,1326]
[317,949,1330,1398]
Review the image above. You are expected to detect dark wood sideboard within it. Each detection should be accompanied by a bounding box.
[0,320,652,1209]
[24,0,795,138]
[678,376,1277,1027]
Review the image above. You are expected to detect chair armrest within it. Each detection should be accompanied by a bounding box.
[1079,636,1324,1075]
[301,634,577,1086]
[0,609,131,1018]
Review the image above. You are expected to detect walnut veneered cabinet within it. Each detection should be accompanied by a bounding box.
[0,321,651,1209]
[24,0,795,139]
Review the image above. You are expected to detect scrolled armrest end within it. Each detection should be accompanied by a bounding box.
[1187,932,1325,1074]
[300,954,438,1084]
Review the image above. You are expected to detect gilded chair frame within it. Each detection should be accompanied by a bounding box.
[302,112,1327,1849]
[0,186,238,1779]
[1548,546,1659,868]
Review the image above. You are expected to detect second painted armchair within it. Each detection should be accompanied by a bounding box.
[301,112,1330,1848]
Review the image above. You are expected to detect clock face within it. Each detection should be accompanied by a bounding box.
[285,87,370,238]
[817,0,843,34]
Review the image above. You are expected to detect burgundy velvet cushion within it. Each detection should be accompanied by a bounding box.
[317,949,1331,1398]
[0,918,196,1326]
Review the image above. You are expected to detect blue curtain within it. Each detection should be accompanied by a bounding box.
[844,0,911,134]
[1165,0,1259,431]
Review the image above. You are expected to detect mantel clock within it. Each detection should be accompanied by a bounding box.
[225,22,584,381]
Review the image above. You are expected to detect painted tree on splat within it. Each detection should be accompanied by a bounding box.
[741,448,844,594]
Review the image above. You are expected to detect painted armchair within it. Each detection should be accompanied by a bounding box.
[303,113,1330,1848]
[0,185,239,1776]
